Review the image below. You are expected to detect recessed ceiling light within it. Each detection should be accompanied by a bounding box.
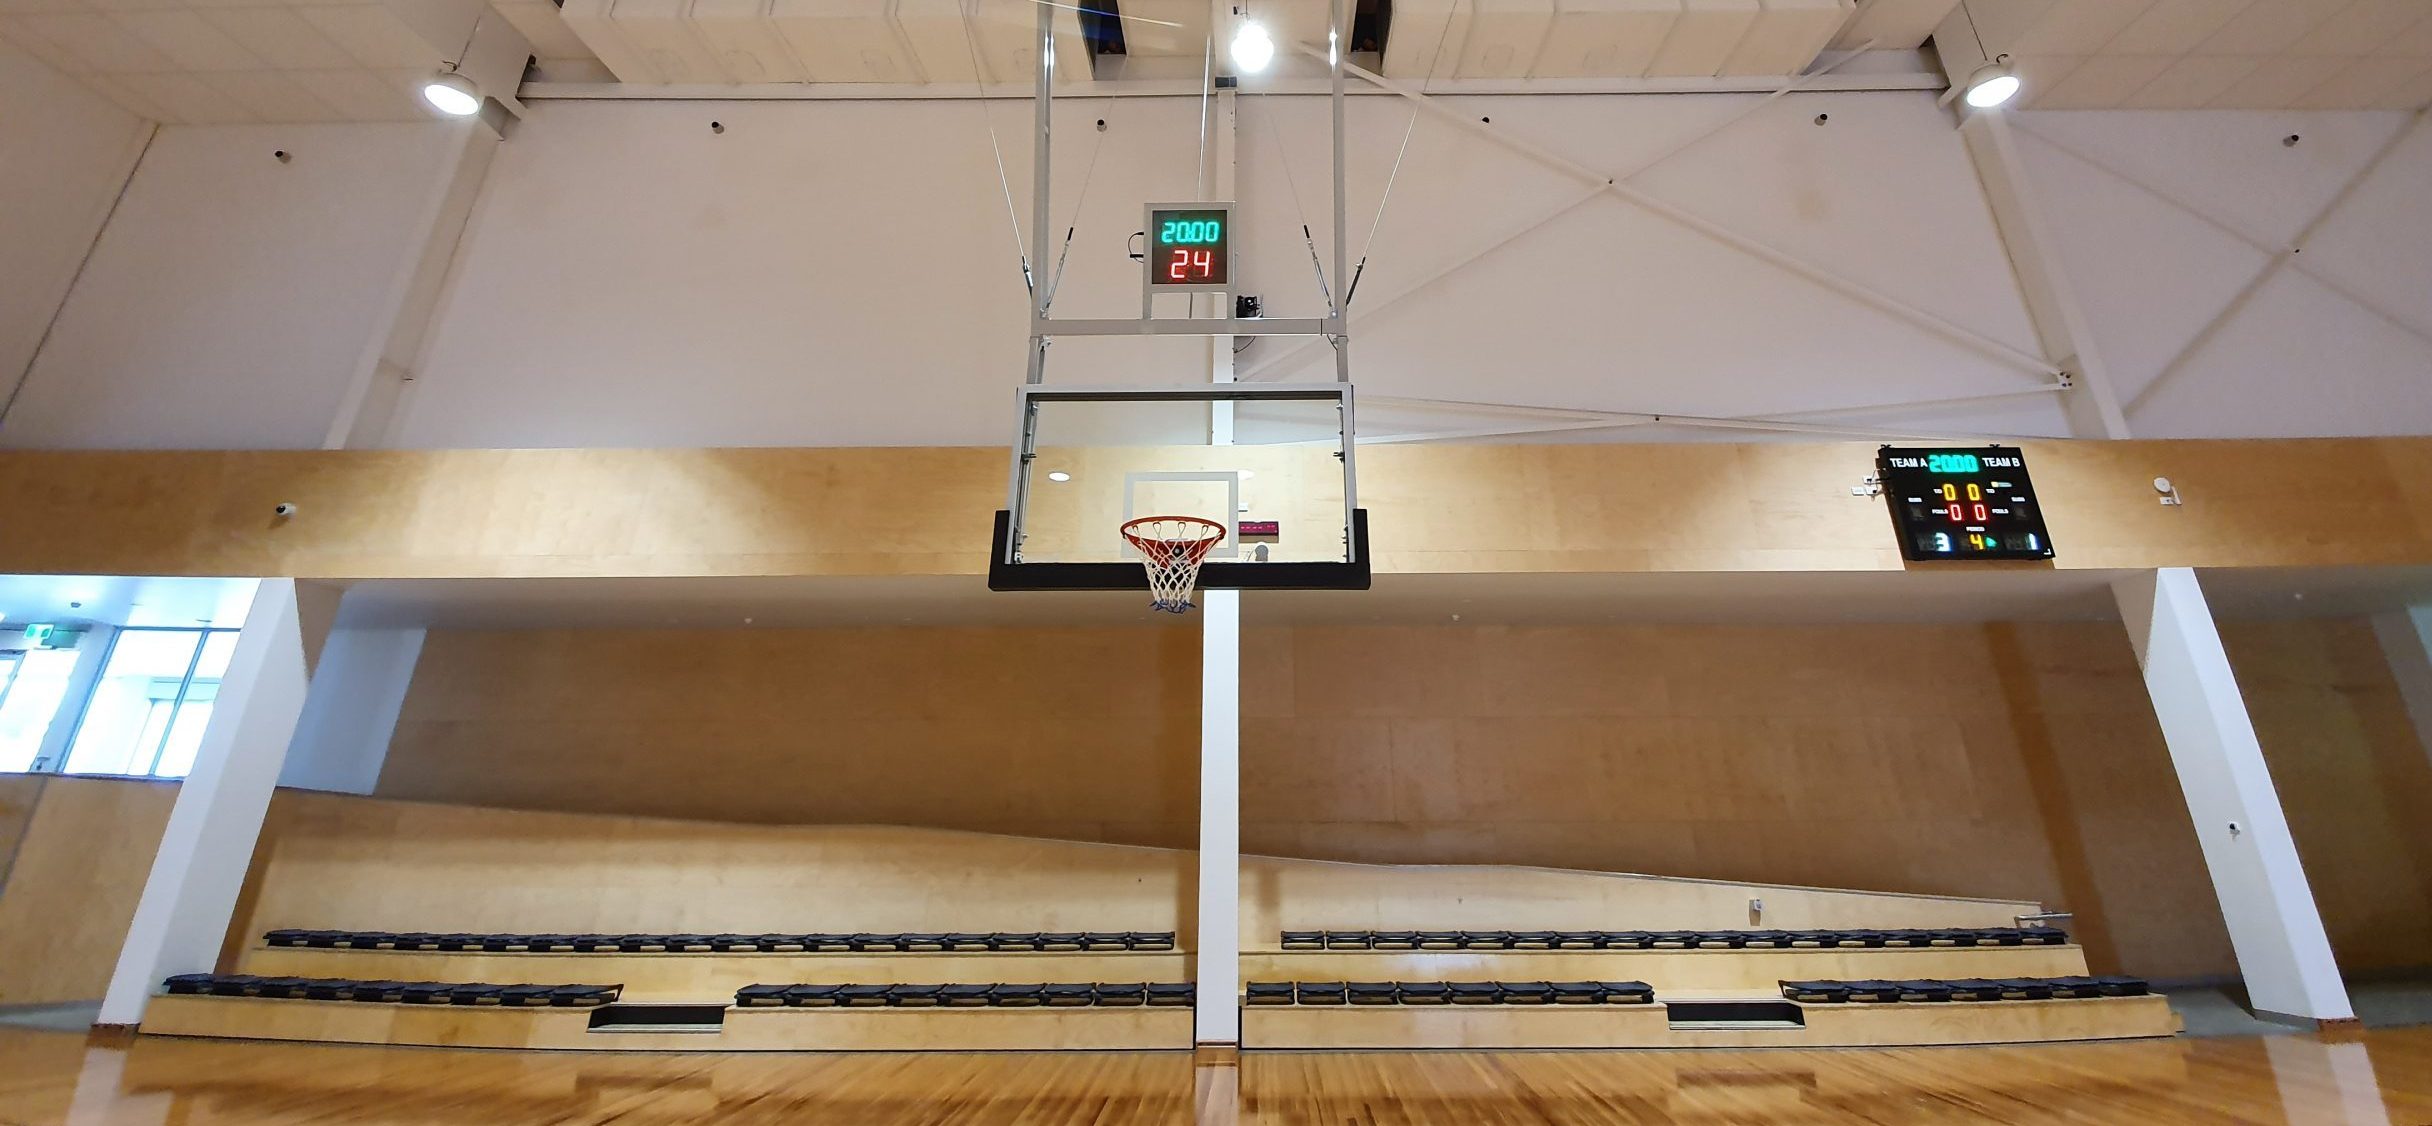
[1047,471,1072,482]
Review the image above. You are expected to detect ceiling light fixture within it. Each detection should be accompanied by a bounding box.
[1047,471,1072,482]
[1231,19,1274,73]
[421,10,487,117]
[1962,61,2020,108]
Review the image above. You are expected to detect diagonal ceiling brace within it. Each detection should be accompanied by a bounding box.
[1242,43,1882,383]
[1297,47,2061,383]
[2124,106,2429,416]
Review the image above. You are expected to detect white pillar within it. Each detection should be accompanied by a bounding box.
[2371,608,2432,771]
[2114,568,2352,1025]
[96,579,314,1029]
[1196,588,1241,1046]
[279,626,423,794]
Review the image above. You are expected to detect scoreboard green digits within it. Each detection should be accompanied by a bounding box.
[1878,445,2056,562]
[1146,206,1230,288]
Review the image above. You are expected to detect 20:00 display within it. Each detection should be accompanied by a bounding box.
[1159,219,1223,245]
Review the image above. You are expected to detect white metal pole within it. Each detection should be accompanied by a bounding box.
[1026,0,1055,384]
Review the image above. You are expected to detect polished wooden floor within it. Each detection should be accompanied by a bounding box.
[1,1027,2429,1124]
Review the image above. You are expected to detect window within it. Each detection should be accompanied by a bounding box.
[60,628,238,779]
[0,648,81,772]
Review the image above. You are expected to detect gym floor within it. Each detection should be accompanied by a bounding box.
[1,1026,2428,1124]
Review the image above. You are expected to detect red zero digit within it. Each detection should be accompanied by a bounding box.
[1167,250,1189,281]
[1947,503,1965,523]
[1191,249,1213,278]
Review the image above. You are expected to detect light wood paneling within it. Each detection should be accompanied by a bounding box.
[141,995,1194,1051]
[0,774,41,887]
[1240,947,2090,993]
[231,791,2037,962]
[0,775,178,1005]
[379,626,1203,841]
[0,438,2427,579]
[1238,995,2181,1049]
[240,948,1191,1002]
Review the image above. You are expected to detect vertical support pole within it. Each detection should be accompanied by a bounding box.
[1328,0,1350,382]
[96,579,318,1030]
[280,626,426,795]
[1196,588,1242,1048]
[1026,0,1054,386]
[2372,607,2432,771]
[2114,568,2353,1026]
[1959,111,2129,440]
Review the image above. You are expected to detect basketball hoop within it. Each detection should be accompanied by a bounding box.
[1121,516,1227,614]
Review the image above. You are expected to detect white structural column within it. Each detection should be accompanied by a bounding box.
[1959,110,2131,440]
[2114,569,2352,1025]
[2372,608,2432,770]
[280,626,426,794]
[1196,588,1243,1045]
[97,579,318,1029]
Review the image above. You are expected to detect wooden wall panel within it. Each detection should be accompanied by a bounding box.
[0,775,178,1005]
[0,437,2427,579]
[0,774,41,888]
[379,626,1204,843]
[232,790,2034,951]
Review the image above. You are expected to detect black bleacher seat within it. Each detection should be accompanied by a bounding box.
[2020,928,2072,946]
[1042,983,1096,1007]
[990,933,1044,951]
[449,983,508,1006]
[1448,982,1499,1005]
[1509,931,1557,950]
[1092,983,1147,1007]
[264,930,312,948]
[256,978,313,999]
[1892,980,1955,1002]
[303,979,353,1001]
[1597,982,1655,1005]
[1495,981,1553,1005]
[1457,931,1512,950]
[887,984,944,1006]
[665,935,715,952]
[785,984,844,1007]
[553,985,618,1007]
[1599,931,1655,950]
[1081,933,1129,951]
[1553,931,1602,950]
[2090,975,2151,997]
[1842,980,1905,1003]
[736,984,789,1007]
[1691,931,1743,949]
[528,935,581,952]
[333,932,394,950]
[1783,980,1853,1003]
[303,932,349,949]
[936,933,987,951]
[940,984,994,1007]
[349,981,411,1003]
[805,934,856,952]
[1246,982,1295,1006]
[755,934,808,952]
[1416,931,1463,950]
[1397,982,1450,1005]
[1039,933,1085,951]
[1347,982,1398,1006]
[1294,982,1347,1005]
[1967,928,2025,947]
[568,934,620,952]
[848,933,907,952]
[400,982,455,1004]
[498,984,556,1007]
[988,984,1046,1007]
[391,933,442,951]
[615,935,671,953]
[166,973,217,995]
[478,935,530,952]
[1549,981,1602,1005]
[1128,931,1177,951]
[1647,931,1697,950]
[1145,983,1194,1007]
[1989,979,2057,1000]
[1321,930,1372,950]
[431,933,484,952]
[1371,931,1419,950]
[838,984,893,1007]
[708,934,762,952]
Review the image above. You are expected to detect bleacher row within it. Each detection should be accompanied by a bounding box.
[1278,927,2069,951]
[734,983,1196,1007]
[1782,976,2150,1003]
[1248,981,1656,1006]
[262,929,1178,952]
[166,974,620,1007]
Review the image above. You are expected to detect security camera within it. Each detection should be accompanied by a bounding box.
[2152,477,2172,494]
[273,503,299,518]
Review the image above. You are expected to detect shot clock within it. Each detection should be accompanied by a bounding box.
[1143,203,1233,298]
[1878,445,2056,562]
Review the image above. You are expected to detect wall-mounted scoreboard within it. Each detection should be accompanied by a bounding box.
[1878,446,2055,562]
[1143,203,1232,295]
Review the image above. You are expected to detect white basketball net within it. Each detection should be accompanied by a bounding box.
[1122,516,1227,614]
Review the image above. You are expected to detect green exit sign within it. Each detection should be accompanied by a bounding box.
[23,624,84,649]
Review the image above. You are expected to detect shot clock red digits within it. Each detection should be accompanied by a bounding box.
[1165,247,1216,282]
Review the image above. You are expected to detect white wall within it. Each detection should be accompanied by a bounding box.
[385,90,2060,448]
[0,122,463,449]
[0,40,149,414]
[280,626,424,795]
[2012,110,2432,439]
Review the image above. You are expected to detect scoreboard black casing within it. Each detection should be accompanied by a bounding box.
[1877,445,2056,562]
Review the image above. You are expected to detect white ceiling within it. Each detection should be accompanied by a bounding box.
[326,565,2432,630]
[1971,0,2432,110]
[0,574,259,632]
[0,0,532,123]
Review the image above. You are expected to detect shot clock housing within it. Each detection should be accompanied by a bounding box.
[1141,202,1235,312]
[1877,445,2056,562]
